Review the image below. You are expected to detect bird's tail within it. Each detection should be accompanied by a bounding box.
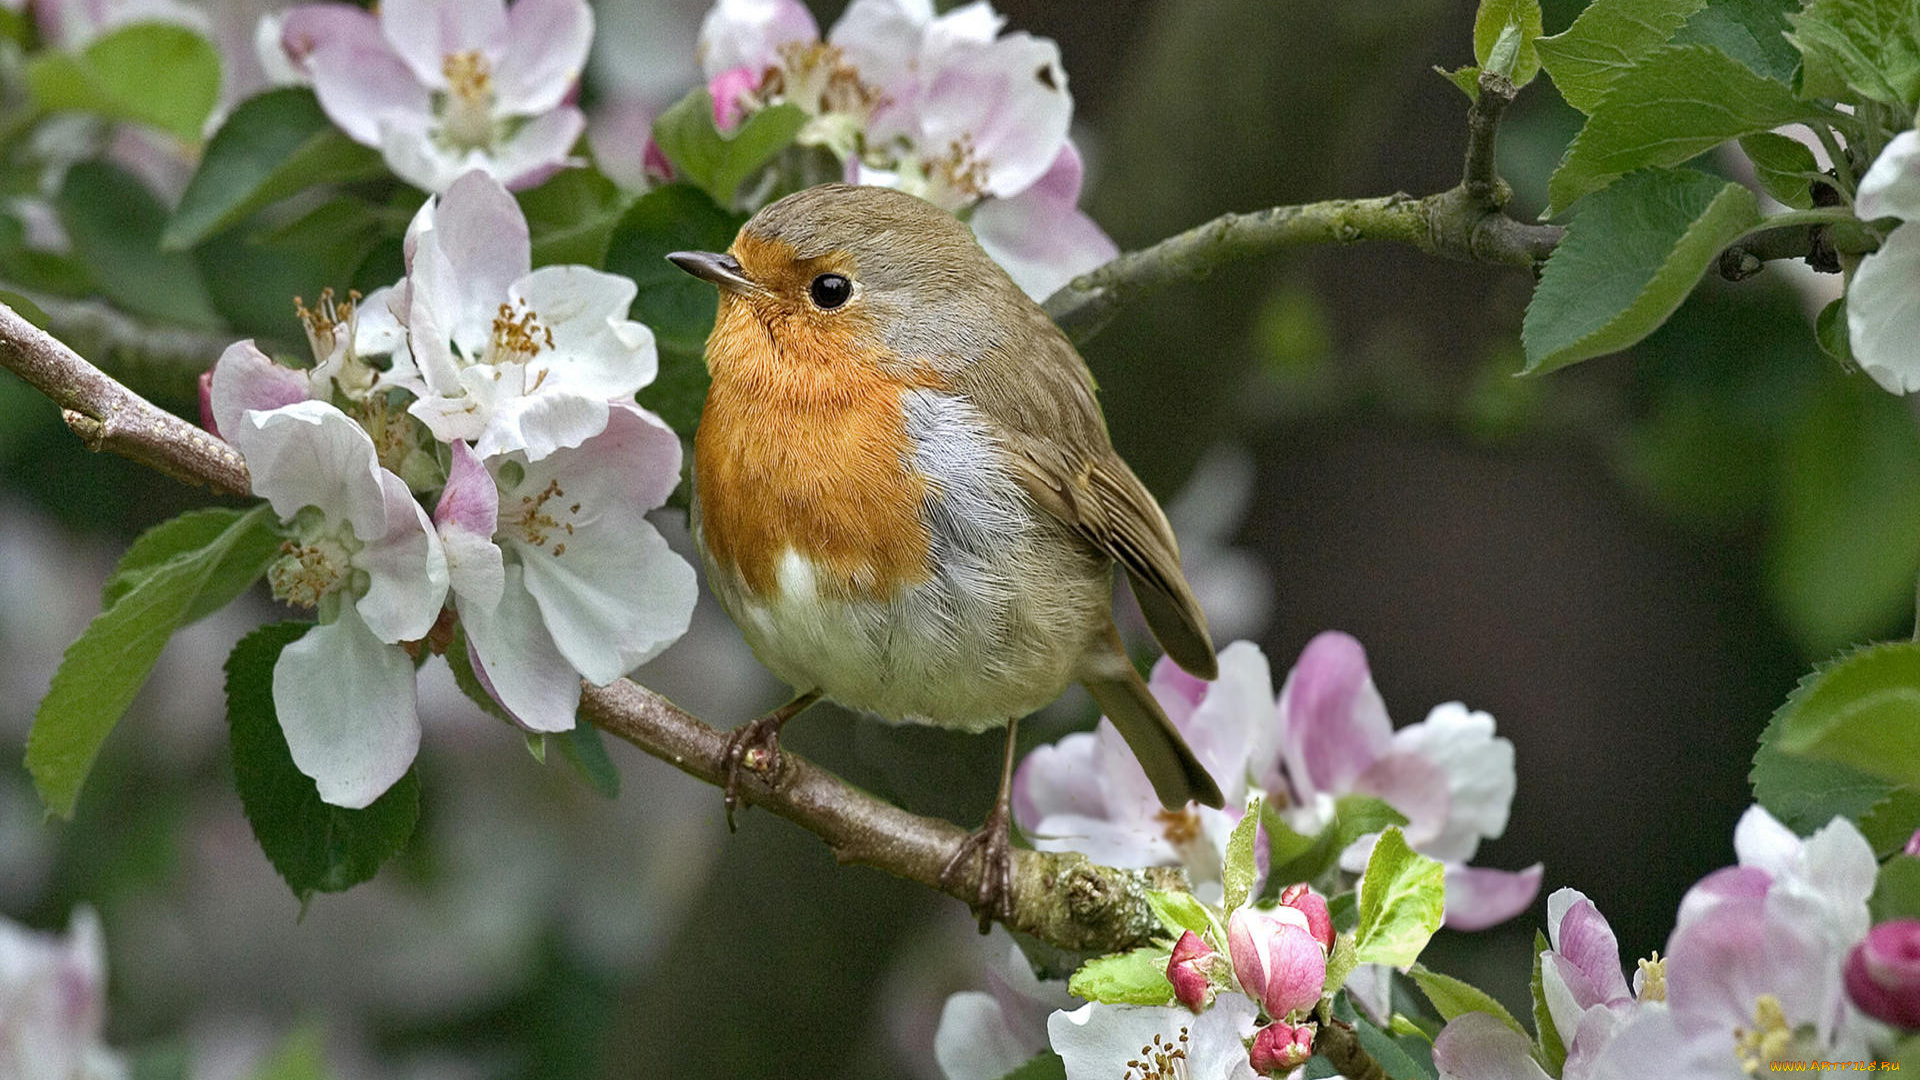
[1082,631,1225,811]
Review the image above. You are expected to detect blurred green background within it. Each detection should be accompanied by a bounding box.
[4,0,1915,1076]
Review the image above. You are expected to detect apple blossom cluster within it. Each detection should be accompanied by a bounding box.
[204,168,696,809]
[1432,807,1912,1080]
[1013,633,1543,927]
[272,0,593,192]
[691,0,1117,299]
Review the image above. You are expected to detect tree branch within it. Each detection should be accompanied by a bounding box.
[0,300,1187,956]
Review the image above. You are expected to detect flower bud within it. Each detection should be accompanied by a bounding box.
[197,369,219,438]
[1249,1020,1316,1074]
[1167,930,1215,1012]
[1228,905,1327,1019]
[1279,882,1335,953]
[1905,828,1920,858]
[1844,919,1920,1029]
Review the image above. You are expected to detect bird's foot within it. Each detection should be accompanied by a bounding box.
[720,691,819,831]
[940,800,1015,932]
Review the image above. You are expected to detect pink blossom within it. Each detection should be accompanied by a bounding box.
[1278,883,1333,953]
[1248,1020,1315,1074]
[1167,930,1216,1012]
[1227,904,1325,1020]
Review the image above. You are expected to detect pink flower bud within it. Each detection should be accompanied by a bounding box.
[1249,1020,1316,1074]
[1844,919,1920,1029]
[708,67,760,132]
[197,368,219,437]
[1167,930,1215,1012]
[1228,905,1328,1019]
[1905,829,1920,858]
[1279,882,1334,953]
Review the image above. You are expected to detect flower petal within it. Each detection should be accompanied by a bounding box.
[1278,630,1392,801]
[1435,1012,1553,1080]
[462,561,580,731]
[1443,863,1544,931]
[355,467,449,643]
[1048,996,1260,1080]
[1175,640,1274,807]
[917,32,1071,197]
[1858,130,1920,224]
[304,27,431,148]
[273,605,421,809]
[379,0,508,89]
[510,264,657,399]
[279,3,382,74]
[436,440,505,610]
[971,143,1117,300]
[486,105,588,190]
[413,171,533,360]
[493,0,592,114]
[233,399,386,540]
[474,391,611,461]
[208,339,311,441]
[935,991,1038,1080]
[1848,222,1920,394]
[1388,702,1516,863]
[699,0,819,79]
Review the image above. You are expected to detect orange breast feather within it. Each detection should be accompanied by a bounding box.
[695,295,936,601]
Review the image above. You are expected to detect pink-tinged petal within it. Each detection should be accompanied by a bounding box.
[305,32,431,148]
[1434,1012,1552,1080]
[1249,1019,1316,1074]
[411,171,531,357]
[935,990,1040,1080]
[1012,730,1106,827]
[279,3,382,73]
[379,0,508,89]
[512,407,696,682]
[197,368,217,434]
[699,0,819,80]
[1278,631,1392,801]
[971,144,1117,300]
[1352,750,1451,850]
[1849,222,1920,395]
[1674,865,1771,931]
[1228,905,1325,1019]
[1147,653,1210,730]
[510,264,656,399]
[1171,640,1272,807]
[436,440,504,609]
[1279,883,1334,952]
[917,32,1070,198]
[209,339,311,443]
[1859,130,1920,224]
[1665,894,1829,1041]
[829,0,931,110]
[1389,702,1516,863]
[486,104,588,191]
[354,468,448,643]
[273,605,421,809]
[708,66,760,131]
[461,562,580,731]
[1844,919,1920,1029]
[1543,891,1627,1003]
[233,400,386,539]
[493,0,591,114]
[587,97,655,192]
[1443,863,1543,931]
[1167,930,1215,1012]
[475,391,611,462]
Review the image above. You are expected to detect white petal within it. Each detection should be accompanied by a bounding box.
[512,264,657,399]
[380,119,470,195]
[354,468,449,643]
[273,606,421,809]
[380,0,507,89]
[972,143,1116,300]
[699,0,819,79]
[1176,639,1274,806]
[1858,130,1920,223]
[926,1,1003,49]
[1730,803,1800,874]
[462,562,581,731]
[935,991,1038,1080]
[1024,812,1177,867]
[417,171,533,353]
[1048,997,1259,1080]
[830,0,931,107]
[1011,730,1106,826]
[306,32,431,147]
[917,33,1071,197]
[474,391,610,461]
[1847,222,1920,394]
[353,285,405,357]
[487,107,588,190]
[493,0,592,114]
[1389,702,1516,863]
[233,400,387,540]
[209,339,312,442]
[1434,1012,1553,1080]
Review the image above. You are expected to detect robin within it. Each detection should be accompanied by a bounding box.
[668,183,1226,923]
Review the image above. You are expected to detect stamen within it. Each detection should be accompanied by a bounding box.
[488,302,554,369]
[506,478,577,558]
[268,537,352,608]
[1123,1027,1192,1080]
[926,135,990,207]
[1731,994,1794,1076]
[1636,951,1666,1003]
[439,50,497,150]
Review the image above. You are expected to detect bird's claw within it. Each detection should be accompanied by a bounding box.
[940,804,1015,932]
[721,714,785,831]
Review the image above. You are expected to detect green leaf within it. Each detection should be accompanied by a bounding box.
[246,1023,328,1080]
[1772,640,1920,788]
[1353,1012,1437,1080]
[1352,827,1447,969]
[27,22,221,140]
[56,162,222,328]
[1753,678,1907,840]
[1535,0,1707,113]
[0,290,49,329]
[26,504,280,818]
[1223,794,1263,911]
[102,507,276,616]
[444,623,518,726]
[1437,64,1484,99]
[558,719,621,799]
[1765,380,1920,656]
[195,198,394,342]
[519,167,632,268]
[1146,889,1215,939]
[1408,964,1527,1036]
[1814,295,1852,362]
[165,88,386,250]
[1739,131,1820,209]
[226,622,421,901]
[997,1054,1068,1080]
[1475,0,1544,86]
[1524,168,1760,373]
[603,184,746,434]
[1066,946,1176,1006]
[1530,929,1568,1073]
[1324,931,1360,994]
[650,89,807,208]
[524,732,547,764]
[1265,794,1410,892]
[1546,44,1826,214]
[1859,785,1920,856]
[1871,855,1920,922]
[1786,0,1920,109]
[1673,0,1802,83]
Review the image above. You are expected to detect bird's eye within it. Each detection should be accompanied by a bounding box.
[809,273,852,310]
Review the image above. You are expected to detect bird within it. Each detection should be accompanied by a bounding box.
[667,183,1226,924]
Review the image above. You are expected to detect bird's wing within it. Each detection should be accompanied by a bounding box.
[957,313,1220,680]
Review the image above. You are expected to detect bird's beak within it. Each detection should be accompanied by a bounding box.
[667,250,758,294]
